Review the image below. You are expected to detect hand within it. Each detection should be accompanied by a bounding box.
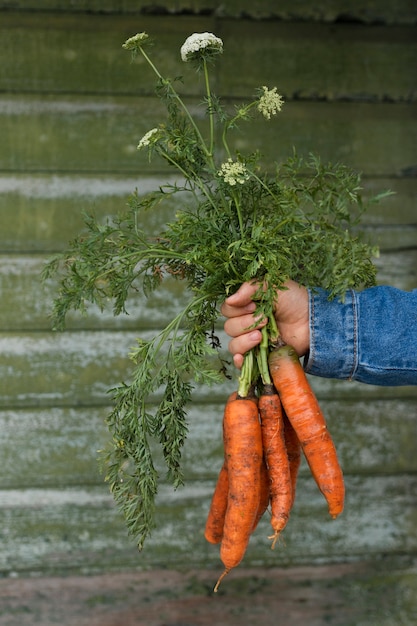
[221,280,310,368]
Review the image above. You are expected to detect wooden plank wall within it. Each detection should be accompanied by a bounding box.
[0,1,416,577]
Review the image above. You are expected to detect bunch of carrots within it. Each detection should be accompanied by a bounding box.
[205,324,345,592]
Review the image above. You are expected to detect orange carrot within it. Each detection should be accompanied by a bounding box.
[204,462,229,544]
[258,384,292,548]
[251,456,270,533]
[283,409,301,508]
[268,344,344,519]
[204,392,237,545]
[214,396,263,592]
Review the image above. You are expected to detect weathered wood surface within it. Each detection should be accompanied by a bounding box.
[0,174,415,253]
[0,248,416,333]
[0,559,416,626]
[1,0,416,23]
[1,14,416,100]
[1,96,416,175]
[0,3,415,590]
[0,329,416,408]
[1,399,416,490]
[1,474,417,574]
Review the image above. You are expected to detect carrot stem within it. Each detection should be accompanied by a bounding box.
[256,326,272,386]
[267,305,280,345]
[237,349,257,398]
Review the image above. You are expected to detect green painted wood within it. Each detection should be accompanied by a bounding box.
[0,398,416,490]
[0,474,416,575]
[1,13,415,100]
[0,4,415,584]
[374,250,417,288]
[218,21,417,102]
[0,174,177,253]
[364,224,417,251]
[0,175,415,253]
[1,1,416,24]
[0,250,415,331]
[0,331,415,411]
[0,13,212,97]
[0,330,136,408]
[0,96,415,175]
[362,177,417,224]
[1,256,190,330]
[0,407,107,488]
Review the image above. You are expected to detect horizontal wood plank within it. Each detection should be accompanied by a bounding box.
[0,398,416,490]
[1,14,415,100]
[0,249,416,331]
[0,474,416,574]
[1,1,416,24]
[0,96,415,176]
[218,21,417,102]
[0,13,212,97]
[1,560,416,626]
[0,329,417,408]
[0,331,415,410]
[0,174,415,253]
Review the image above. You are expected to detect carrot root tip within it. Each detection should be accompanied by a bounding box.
[268,530,281,550]
[213,568,230,593]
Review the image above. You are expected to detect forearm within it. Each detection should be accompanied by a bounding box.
[304,286,417,386]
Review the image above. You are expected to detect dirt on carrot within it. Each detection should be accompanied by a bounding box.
[214,396,263,591]
[268,344,345,519]
[258,384,293,548]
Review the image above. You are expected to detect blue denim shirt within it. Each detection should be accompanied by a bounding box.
[304,286,417,386]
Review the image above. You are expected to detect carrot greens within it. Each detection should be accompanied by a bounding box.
[43,31,386,550]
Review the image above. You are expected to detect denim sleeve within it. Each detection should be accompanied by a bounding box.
[304,286,417,386]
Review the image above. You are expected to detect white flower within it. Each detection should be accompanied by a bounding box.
[122,32,150,51]
[180,32,223,62]
[218,159,249,186]
[137,128,160,150]
[257,86,284,120]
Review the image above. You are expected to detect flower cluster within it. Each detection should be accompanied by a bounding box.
[122,32,150,53]
[218,159,250,186]
[137,127,161,150]
[180,32,223,63]
[257,86,285,120]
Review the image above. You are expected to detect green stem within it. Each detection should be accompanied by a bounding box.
[203,58,215,162]
[231,189,245,239]
[268,305,282,346]
[158,149,218,211]
[238,349,257,398]
[221,126,232,159]
[139,47,211,160]
[136,293,211,362]
[222,101,257,157]
[246,167,281,204]
[256,325,272,385]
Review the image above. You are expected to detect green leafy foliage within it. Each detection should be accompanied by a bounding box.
[43,32,383,549]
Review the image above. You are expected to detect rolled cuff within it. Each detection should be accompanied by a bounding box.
[304,288,357,381]
[304,286,417,386]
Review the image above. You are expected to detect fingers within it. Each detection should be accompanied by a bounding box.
[228,329,263,359]
[223,312,266,339]
[229,330,263,370]
[221,281,266,369]
[224,312,266,369]
[222,281,261,311]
